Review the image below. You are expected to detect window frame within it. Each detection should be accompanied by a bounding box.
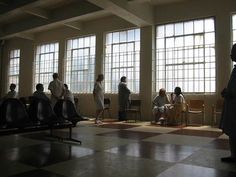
[104,28,140,93]
[34,42,59,93]
[8,49,20,92]
[154,17,216,94]
[65,35,96,93]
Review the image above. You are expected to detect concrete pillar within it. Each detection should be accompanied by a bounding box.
[140,26,155,121]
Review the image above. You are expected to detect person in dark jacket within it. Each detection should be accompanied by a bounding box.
[220,43,236,163]
[118,76,131,121]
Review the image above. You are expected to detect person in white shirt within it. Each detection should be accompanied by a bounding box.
[64,84,74,104]
[168,87,185,125]
[48,73,65,107]
[93,74,104,124]
[152,88,170,123]
[5,83,18,99]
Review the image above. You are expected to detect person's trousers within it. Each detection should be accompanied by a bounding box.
[229,136,236,158]
[118,111,126,121]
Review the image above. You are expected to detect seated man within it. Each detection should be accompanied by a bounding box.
[33,83,50,102]
[4,83,18,99]
[152,88,170,124]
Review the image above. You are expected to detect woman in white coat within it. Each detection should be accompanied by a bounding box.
[93,74,104,124]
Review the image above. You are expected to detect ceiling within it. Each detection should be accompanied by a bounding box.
[0,0,190,40]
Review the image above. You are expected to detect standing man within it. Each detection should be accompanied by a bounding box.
[220,43,236,163]
[48,73,65,107]
[118,76,131,121]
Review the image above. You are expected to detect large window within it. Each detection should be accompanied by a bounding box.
[34,42,59,91]
[233,14,236,44]
[104,28,140,93]
[155,18,215,93]
[8,49,20,91]
[65,35,95,93]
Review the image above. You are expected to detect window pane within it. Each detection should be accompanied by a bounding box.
[65,35,95,93]
[34,42,59,92]
[8,49,20,92]
[155,17,215,93]
[105,28,140,93]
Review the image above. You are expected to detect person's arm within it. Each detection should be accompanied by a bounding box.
[165,94,170,104]
[153,95,158,106]
[59,83,65,98]
[93,83,97,99]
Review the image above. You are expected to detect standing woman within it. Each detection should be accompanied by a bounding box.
[93,74,104,124]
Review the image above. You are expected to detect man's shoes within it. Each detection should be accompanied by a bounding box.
[221,157,236,163]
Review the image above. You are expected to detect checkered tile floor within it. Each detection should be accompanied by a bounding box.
[1,120,236,177]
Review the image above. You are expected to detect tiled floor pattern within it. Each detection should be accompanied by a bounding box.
[1,120,236,177]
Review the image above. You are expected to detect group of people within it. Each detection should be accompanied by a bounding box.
[152,87,185,125]
[150,43,236,163]
[3,43,236,163]
[93,74,131,124]
[4,73,75,108]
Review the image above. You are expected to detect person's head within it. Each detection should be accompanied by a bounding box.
[231,43,236,62]
[96,74,104,82]
[174,87,182,96]
[9,83,16,91]
[53,73,59,80]
[159,88,166,97]
[64,84,68,90]
[120,76,127,82]
[36,83,44,92]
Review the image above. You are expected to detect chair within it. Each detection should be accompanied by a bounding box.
[28,96,55,124]
[212,99,224,126]
[186,99,205,126]
[102,98,111,119]
[54,99,83,126]
[1,98,30,128]
[125,100,141,122]
[28,97,65,138]
[54,99,82,144]
[19,97,29,110]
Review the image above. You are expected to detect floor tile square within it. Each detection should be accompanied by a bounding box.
[97,130,160,140]
[127,126,179,133]
[157,163,236,177]
[143,134,214,147]
[96,123,140,129]
[204,139,229,150]
[105,141,199,162]
[0,134,46,150]
[5,142,94,168]
[0,161,36,177]
[169,129,223,138]
[8,169,66,177]
[181,148,236,172]
[44,152,172,177]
